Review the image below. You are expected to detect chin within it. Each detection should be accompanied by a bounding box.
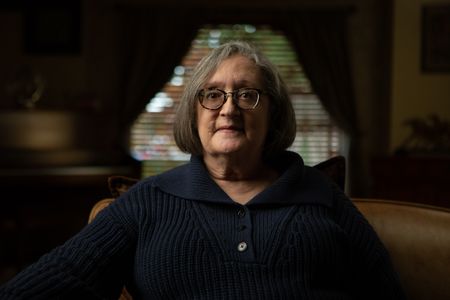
[217,142,245,152]
[214,144,254,157]
[214,147,241,155]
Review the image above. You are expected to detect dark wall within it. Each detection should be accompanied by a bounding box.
[0,0,391,284]
[0,2,140,284]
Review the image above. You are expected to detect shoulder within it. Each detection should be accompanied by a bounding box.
[115,162,191,197]
[263,152,338,207]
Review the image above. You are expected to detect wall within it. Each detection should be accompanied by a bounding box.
[391,0,450,152]
[0,5,88,109]
[0,2,137,283]
[0,0,424,283]
[0,2,123,165]
[0,0,391,188]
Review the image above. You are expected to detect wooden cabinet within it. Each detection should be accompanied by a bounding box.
[371,156,450,208]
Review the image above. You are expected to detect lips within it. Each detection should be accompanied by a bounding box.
[215,125,244,132]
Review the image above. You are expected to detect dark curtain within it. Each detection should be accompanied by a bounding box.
[115,7,200,145]
[282,10,365,196]
[113,7,364,195]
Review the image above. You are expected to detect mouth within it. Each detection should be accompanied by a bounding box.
[215,125,244,133]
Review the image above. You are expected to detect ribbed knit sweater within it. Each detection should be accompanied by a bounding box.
[0,152,405,299]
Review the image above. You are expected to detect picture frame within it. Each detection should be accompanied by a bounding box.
[421,5,450,72]
[23,2,81,55]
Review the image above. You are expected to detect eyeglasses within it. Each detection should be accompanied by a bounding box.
[198,88,263,110]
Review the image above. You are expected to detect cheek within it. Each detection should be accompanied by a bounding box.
[196,105,206,130]
[254,104,271,135]
[196,109,215,138]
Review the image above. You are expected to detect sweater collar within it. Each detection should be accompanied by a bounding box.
[152,151,333,207]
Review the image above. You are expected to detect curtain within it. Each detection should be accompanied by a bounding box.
[112,6,365,195]
[115,7,200,147]
[282,10,366,196]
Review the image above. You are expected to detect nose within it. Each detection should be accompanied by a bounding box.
[220,93,239,116]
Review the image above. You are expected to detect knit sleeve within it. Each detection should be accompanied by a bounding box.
[332,185,407,300]
[0,190,140,300]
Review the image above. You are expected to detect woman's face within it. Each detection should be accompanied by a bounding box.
[196,55,270,160]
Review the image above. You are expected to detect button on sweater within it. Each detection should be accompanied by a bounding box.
[0,151,406,299]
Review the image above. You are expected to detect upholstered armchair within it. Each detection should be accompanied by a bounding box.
[89,157,450,300]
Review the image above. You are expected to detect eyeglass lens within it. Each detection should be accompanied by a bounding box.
[199,88,260,110]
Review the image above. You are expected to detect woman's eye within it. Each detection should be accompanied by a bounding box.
[206,91,221,99]
[239,92,248,98]
[238,90,255,100]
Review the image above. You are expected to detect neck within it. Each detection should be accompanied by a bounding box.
[203,153,278,204]
[203,152,263,180]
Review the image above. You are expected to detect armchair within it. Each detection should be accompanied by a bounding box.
[88,157,450,300]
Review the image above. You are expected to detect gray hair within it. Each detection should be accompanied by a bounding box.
[173,40,296,160]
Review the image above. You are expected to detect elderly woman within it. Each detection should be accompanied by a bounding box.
[0,41,405,299]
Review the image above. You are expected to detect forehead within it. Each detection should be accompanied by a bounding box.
[205,55,263,86]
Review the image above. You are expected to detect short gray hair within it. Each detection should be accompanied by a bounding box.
[173,40,296,161]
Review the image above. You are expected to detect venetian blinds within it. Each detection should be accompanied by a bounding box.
[130,24,341,178]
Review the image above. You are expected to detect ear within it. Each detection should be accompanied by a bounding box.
[313,156,346,190]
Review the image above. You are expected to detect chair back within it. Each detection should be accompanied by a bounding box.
[353,198,450,300]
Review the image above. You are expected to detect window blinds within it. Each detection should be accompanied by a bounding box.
[130,24,341,178]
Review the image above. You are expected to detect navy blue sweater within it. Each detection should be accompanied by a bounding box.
[0,152,405,299]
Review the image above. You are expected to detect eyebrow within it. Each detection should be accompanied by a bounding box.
[204,80,257,89]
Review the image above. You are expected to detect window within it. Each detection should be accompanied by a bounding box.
[130,24,341,178]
